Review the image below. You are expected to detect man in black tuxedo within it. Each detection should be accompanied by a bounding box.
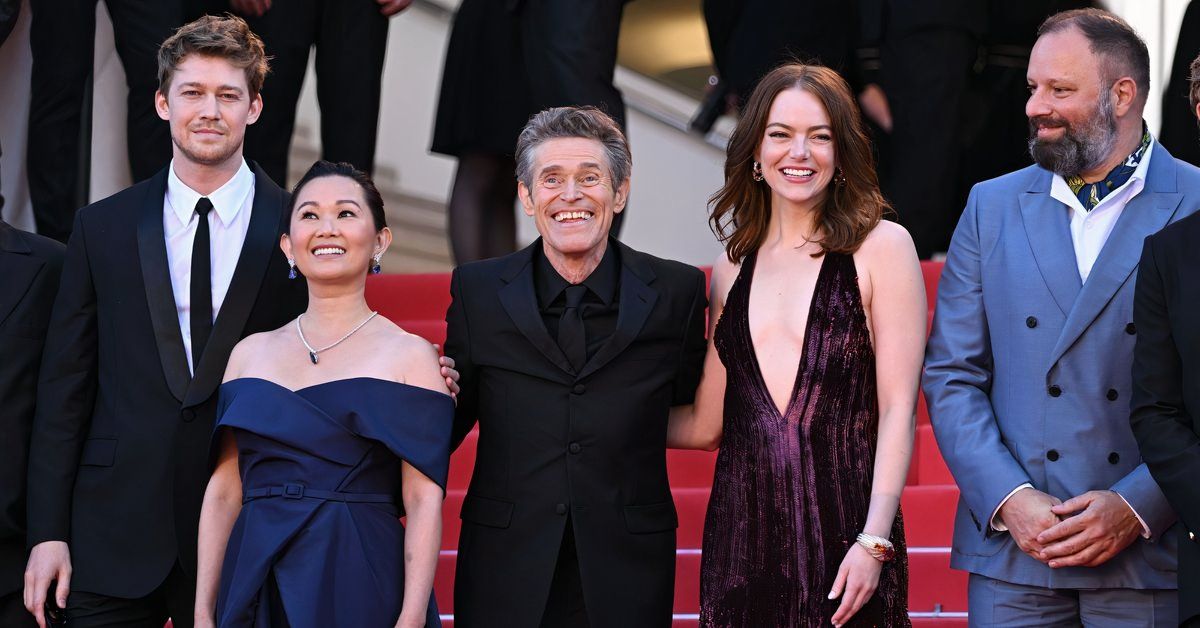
[445,106,707,627]
[21,16,306,628]
[1130,67,1200,622]
[0,221,64,628]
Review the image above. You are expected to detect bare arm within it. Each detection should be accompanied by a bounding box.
[831,223,925,626]
[395,462,442,628]
[195,430,242,626]
[667,256,735,450]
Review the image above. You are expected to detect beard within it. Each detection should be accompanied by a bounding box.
[172,126,242,167]
[1027,93,1118,178]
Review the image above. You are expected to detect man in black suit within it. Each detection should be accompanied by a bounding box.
[445,106,707,627]
[1130,64,1200,622]
[21,16,306,628]
[0,221,64,628]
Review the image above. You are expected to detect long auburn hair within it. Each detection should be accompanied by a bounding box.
[709,64,889,262]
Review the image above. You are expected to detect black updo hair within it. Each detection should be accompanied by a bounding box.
[288,160,387,232]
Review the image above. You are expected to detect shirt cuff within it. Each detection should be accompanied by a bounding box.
[990,483,1034,532]
[1113,491,1153,539]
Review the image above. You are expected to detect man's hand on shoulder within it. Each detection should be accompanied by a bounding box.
[998,488,1062,561]
[1036,490,1142,568]
[23,541,71,628]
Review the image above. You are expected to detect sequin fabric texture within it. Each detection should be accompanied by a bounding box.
[700,251,910,627]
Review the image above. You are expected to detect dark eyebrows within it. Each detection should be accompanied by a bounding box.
[295,199,363,211]
[766,122,833,133]
[175,81,245,94]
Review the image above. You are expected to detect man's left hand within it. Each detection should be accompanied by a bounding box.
[434,347,460,399]
[377,0,413,16]
[1035,490,1142,568]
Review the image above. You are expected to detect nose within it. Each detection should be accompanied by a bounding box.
[315,215,340,236]
[199,93,221,119]
[1026,87,1050,120]
[788,137,809,160]
[560,178,584,201]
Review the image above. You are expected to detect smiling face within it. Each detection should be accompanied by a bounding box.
[156,54,262,169]
[282,175,391,283]
[756,87,836,215]
[1025,27,1120,177]
[518,137,628,262]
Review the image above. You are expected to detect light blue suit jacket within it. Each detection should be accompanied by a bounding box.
[923,143,1200,589]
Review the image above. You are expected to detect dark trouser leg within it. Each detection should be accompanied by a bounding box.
[241,0,318,187]
[26,0,97,243]
[538,519,589,628]
[519,0,627,237]
[448,152,517,264]
[105,0,180,182]
[314,0,389,176]
[0,590,37,628]
[66,561,194,628]
[882,28,975,259]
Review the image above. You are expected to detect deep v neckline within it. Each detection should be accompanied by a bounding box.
[742,250,830,419]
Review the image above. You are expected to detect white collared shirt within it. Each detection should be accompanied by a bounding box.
[163,159,255,373]
[1050,140,1154,282]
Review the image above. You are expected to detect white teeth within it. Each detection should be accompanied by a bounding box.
[783,168,814,177]
[553,211,593,222]
[313,247,346,256]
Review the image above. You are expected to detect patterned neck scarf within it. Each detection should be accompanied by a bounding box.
[1065,125,1151,211]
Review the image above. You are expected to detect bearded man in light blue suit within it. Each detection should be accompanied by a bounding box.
[924,9,1200,626]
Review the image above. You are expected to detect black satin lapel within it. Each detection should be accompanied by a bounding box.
[578,263,658,380]
[137,178,190,402]
[185,172,284,407]
[498,262,575,376]
[1019,190,1081,316]
[0,252,40,329]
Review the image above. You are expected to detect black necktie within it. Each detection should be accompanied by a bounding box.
[190,197,214,372]
[558,285,588,373]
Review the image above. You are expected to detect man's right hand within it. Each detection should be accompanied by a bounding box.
[23,541,72,628]
[998,488,1062,561]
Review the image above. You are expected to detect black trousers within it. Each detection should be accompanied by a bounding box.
[539,518,590,628]
[239,0,389,188]
[880,27,976,259]
[64,561,194,628]
[26,0,178,243]
[0,590,37,628]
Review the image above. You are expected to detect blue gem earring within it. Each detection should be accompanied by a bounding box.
[287,257,297,280]
[371,253,382,275]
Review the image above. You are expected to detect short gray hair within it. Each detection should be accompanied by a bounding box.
[514,106,632,191]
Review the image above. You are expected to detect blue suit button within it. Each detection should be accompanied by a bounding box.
[1047,449,1060,461]
[182,408,196,422]
[555,503,568,515]
[1048,385,1062,397]
[572,384,586,395]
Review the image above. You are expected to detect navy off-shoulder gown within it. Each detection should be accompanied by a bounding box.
[213,377,453,628]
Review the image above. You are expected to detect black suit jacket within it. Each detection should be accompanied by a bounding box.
[445,239,706,628]
[1130,209,1200,623]
[0,222,64,597]
[25,163,306,598]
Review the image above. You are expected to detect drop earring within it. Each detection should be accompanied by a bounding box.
[371,253,382,275]
[834,167,846,186]
[752,161,764,182]
[287,257,297,280]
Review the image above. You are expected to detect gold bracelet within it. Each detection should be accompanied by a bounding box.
[855,532,896,562]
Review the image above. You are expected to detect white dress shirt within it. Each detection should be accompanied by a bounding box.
[163,159,255,373]
[990,141,1155,537]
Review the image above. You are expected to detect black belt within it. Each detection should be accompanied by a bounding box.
[243,483,395,504]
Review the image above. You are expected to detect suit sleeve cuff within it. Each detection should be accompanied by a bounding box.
[990,483,1033,532]
[1113,490,1153,539]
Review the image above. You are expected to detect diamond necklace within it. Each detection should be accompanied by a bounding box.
[296,310,379,365]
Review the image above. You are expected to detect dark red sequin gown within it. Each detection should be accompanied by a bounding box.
[700,250,910,627]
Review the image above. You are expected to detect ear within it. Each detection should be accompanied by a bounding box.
[1112,76,1137,117]
[1194,101,1200,123]
[374,226,393,257]
[613,178,630,214]
[155,90,170,121]
[247,92,264,125]
[280,233,293,259]
[518,181,535,217]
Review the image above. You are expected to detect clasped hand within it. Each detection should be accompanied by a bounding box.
[999,488,1141,568]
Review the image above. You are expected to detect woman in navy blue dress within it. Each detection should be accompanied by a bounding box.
[194,161,454,628]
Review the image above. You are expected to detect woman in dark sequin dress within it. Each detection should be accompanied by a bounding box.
[668,64,926,627]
